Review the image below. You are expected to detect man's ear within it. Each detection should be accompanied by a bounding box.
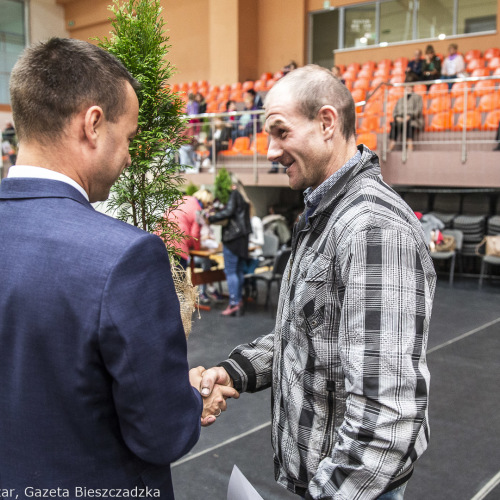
[318,105,338,141]
[83,106,105,148]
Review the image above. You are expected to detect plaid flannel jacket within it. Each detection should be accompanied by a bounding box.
[220,146,436,499]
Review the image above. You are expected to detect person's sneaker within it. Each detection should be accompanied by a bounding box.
[199,293,211,305]
[207,289,224,302]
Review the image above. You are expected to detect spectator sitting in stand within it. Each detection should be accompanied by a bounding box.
[331,66,345,84]
[282,60,298,76]
[244,88,263,110]
[237,91,262,138]
[406,49,424,79]
[441,43,466,88]
[203,117,231,169]
[422,44,441,83]
[388,72,424,152]
[195,92,206,114]
[225,100,239,143]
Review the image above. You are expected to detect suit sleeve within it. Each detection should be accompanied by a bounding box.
[99,233,202,466]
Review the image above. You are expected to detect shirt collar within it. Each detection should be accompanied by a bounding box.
[303,150,361,213]
[7,165,90,201]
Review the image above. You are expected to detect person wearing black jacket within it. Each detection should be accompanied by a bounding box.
[208,181,252,316]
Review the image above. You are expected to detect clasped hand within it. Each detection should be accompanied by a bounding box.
[189,366,238,426]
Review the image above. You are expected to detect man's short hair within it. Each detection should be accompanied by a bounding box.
[266,64,356,142]
[9,37,139,143]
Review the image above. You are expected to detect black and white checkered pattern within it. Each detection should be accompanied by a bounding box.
[220,147,436,499]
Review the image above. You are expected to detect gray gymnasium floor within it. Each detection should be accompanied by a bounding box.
[171,276,500,500]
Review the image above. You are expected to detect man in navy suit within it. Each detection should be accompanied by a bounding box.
[0,38,237,498]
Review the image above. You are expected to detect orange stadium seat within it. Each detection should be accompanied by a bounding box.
[377,59,392,68]
[206,101,218,113]
[342,70,357,82]
[493,67,500,76]
[363,99,384,115]
[483,109,500,130]
[466,58,485,72]
[454,110,481,131]
[474,80,496,97]
[209,84,220,93]
[253,80,266,92]
[427,96,452,114]
[266,79,276,89]
[171,83,180,93]
[390,75,404,85]
[370,77,387,90]
[388,86,405,101]
[347,62,361,73]
[452,95,476,113]
[477,92,500,112]
[357,132,377,150]
[373,67,391,78]
[358,68,374,79]
[487,57,500,70]
[240,132,269,155]
[361,61,376,72]
[357,115,381,133]
[428,83,449,99]
[231,82,242,91]
[471,68,490,77]
[390,66,405,77]
[428,111,453,131]
[260,72,273,81]
[465,49,482,62]
[451,81,473,98]
[273,70,284,80]
[353,78,371,91]
[219,84,231,92]
[484,47,500,60]
[220,136,251,156]
[351,88,366,102]
[242,81,254,91]
[393,57,408,68]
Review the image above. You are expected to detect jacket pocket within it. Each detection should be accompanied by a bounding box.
[294,249,332,337]
[320,380,337,460]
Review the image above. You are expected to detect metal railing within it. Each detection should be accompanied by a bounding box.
[181,74,500,179]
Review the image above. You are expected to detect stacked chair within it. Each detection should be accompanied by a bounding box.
[478,215,500,287]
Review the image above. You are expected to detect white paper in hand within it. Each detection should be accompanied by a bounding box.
[227,465,264,500]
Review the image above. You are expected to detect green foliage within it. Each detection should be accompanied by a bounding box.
[97,0,187,253]
[185,181,199,197]
[214,168,232,205]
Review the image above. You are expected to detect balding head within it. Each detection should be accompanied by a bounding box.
[264,64,356,142]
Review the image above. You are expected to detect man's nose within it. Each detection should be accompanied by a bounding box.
[267,138,282,162]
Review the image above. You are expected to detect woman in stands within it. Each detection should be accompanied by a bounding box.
[422,45,441,83]
[388,72,424,152]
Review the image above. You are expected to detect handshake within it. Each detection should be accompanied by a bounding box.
[189,366,239,426]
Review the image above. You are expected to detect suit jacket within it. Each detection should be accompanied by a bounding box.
[0,178,202,498]
[393,93,424,130]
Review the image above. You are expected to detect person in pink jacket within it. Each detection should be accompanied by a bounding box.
[167,195,202,268]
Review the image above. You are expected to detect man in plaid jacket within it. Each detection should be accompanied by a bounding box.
[201,65,436,499]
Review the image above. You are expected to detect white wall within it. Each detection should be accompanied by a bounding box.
[29,0,69,43]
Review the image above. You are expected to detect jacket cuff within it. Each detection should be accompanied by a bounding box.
[218,353,257,393]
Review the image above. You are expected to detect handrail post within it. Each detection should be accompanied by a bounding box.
[211,116,217,182]
[461,85,468,164]
[382,86,388,162]
[253,114,258,184]
[402,86,408,164]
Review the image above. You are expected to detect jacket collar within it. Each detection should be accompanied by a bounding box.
[0,177,92,209]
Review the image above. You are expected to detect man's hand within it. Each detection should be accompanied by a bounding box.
[200,366,234,396]
[189,366,238,426]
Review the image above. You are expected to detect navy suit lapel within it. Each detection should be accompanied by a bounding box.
[0,178,93,209]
